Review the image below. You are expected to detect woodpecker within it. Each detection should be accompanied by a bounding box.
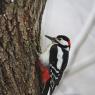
[39,35,71,95]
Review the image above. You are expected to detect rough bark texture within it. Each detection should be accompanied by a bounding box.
[0,0,47,95]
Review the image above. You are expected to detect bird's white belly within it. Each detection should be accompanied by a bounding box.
[40,51,50,66]
[40,44,52,66]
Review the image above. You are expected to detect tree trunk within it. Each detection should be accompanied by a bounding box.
[0,0,47,95]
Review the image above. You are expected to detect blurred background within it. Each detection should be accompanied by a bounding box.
[40,0,95,95]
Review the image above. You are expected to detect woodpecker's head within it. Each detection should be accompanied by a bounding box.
[45,35,71,50]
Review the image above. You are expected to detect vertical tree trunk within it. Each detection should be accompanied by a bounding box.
[0,0,47,95]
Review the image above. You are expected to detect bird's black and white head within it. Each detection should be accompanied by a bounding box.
[45,35,71,50]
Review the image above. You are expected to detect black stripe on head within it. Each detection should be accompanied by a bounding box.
[57,35,70,42]
[57,35,71,49]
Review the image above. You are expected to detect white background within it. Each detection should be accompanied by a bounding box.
[41,0,95,95]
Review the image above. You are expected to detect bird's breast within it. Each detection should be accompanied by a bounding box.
[40,45,52,66]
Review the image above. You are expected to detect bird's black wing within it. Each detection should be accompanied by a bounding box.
[49,44,61,94]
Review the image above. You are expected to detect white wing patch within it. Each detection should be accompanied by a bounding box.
[57,46,63,69]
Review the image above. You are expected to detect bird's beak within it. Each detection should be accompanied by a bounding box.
[45,35,58,43]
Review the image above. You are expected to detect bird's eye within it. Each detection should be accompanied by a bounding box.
[58,38,61,40]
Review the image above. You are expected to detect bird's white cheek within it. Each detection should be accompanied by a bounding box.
[60,40,68,46]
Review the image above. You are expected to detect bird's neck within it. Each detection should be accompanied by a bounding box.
[58,44,69,51]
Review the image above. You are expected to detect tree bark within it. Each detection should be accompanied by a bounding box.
[0,0,47,95]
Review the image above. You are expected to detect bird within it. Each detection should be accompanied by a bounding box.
[38,35,71,95]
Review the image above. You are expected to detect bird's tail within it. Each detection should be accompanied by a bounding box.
[42,79,52,95]
[42,87,52,95]
[42,79,56,95]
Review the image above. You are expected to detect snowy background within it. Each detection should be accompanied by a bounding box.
[41,0,95,95]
